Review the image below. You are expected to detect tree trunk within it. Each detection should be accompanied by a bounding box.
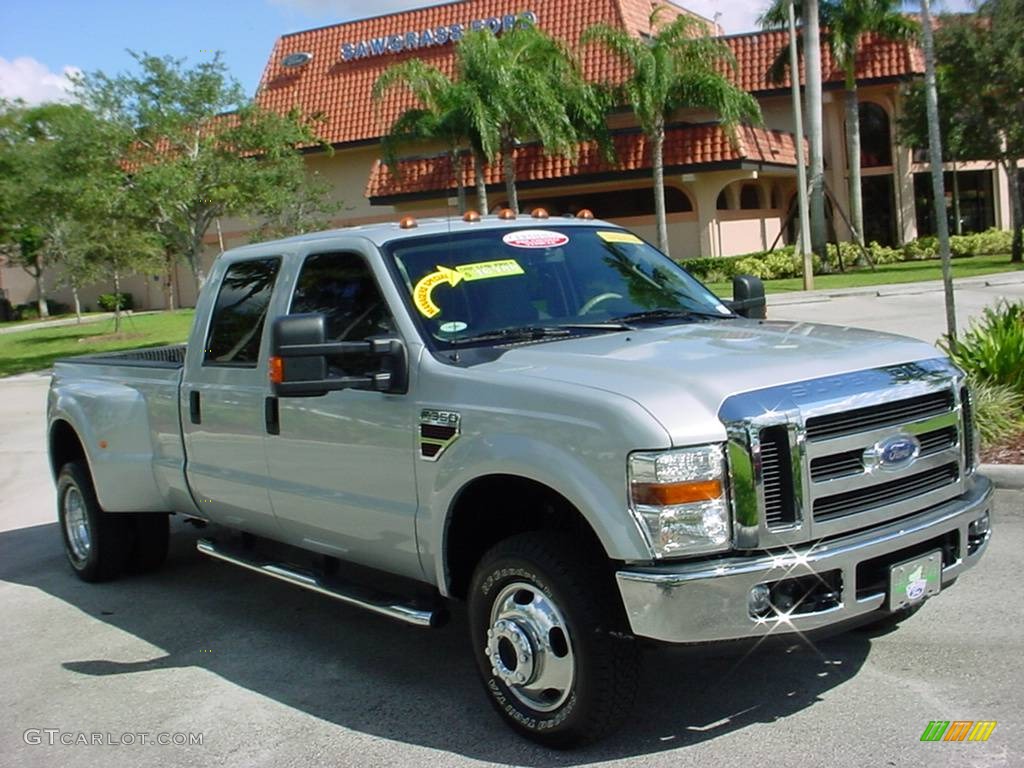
[652,119,670,257]
[1005,158,1023,263]
[164,251,176,312]
[804,0,828,261]
[844,81,865,249]
[473,150,489,215]
[72,287,82,324]
[921,0,958,344]
[502,137,519,215]
[451,150,467,215]
[113,267,122,334]
[190,248,207,296]
[952,160,962,236]
[34,252,49,318]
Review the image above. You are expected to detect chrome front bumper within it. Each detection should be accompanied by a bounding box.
[616,476,993,643]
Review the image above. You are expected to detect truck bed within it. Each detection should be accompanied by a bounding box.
[63,343,187,369]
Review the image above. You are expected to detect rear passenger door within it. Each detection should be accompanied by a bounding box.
[263,251,421,579]
[182,257,281,537]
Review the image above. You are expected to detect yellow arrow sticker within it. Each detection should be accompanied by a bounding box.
[412,259,524,318]
[597,230,643,245]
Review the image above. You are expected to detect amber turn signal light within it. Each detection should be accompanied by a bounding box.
[632,479,723,506]
[268,355,284,385]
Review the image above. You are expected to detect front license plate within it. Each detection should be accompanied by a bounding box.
[889,550,942,611]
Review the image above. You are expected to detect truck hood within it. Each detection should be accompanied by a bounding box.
[478,319,943,445]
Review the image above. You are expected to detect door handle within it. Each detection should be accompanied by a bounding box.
[189,390,202,425]
[265,396,280,435]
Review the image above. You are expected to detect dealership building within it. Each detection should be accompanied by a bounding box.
[1,0,1017,311]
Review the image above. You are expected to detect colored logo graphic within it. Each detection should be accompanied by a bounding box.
[920,721,997,742]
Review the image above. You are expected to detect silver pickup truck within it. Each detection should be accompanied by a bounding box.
[47,214,992,747]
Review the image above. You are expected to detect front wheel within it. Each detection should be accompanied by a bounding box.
[468,533,639,748]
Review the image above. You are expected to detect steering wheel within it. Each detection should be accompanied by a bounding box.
[579,292,624,316]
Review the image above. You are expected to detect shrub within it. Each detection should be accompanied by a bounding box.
[969,380,1024,448]
[15,303,40,321]
[97,293,134,312]
[941,301,1024,396]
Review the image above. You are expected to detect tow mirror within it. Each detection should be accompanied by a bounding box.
[728,275,767,319]
[270,313,408,397]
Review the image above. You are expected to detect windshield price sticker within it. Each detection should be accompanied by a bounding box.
[597,230,643,245]
[502,230,569,249]
[413,259,525,318]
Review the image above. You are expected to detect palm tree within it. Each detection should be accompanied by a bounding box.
[763,1,918,249]
[583,12,761,257]
[372,60,480,214]
[456,21,608,214]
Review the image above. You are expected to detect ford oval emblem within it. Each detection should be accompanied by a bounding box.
[863,434,921,472]
[281,51,314,69]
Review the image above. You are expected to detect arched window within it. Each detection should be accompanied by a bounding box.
[717,190,730,210]
[740,184,762,210]
[859,102,892,168]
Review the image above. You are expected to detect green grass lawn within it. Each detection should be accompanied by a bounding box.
[0,310,195,377]
[705,254,1024,296]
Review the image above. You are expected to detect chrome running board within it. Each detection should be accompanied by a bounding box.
[196,539,439,628]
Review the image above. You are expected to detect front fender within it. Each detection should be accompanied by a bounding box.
[423,432,655,595]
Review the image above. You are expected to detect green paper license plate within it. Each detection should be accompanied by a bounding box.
[889,550,942,611]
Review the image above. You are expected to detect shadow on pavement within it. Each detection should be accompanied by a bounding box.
[1,519,874,764]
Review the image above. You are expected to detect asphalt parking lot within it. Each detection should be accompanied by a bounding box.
[2,283,1023,768]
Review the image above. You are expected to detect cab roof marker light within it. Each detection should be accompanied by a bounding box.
[463,211,482,222]
[398,216,418,229]
[576,209,595,220]
[530,207,549,219]
[497,208,517,220]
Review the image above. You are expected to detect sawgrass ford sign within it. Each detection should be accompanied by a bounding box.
[341,11,539,61]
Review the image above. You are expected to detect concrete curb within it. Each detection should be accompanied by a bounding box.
[980,463,1024,490]
[767,270,1024,307]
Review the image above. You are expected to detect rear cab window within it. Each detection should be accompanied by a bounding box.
[204,257,282,367]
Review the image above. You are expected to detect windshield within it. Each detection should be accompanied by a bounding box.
[386,226,732,347]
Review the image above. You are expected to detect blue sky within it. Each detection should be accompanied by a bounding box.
[0,0,974,105]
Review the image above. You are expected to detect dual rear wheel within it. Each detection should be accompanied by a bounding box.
[57,461,169,582]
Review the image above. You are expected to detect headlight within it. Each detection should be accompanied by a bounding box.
[628,444,731,558]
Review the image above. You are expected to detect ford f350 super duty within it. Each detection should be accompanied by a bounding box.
[48,213,992,747]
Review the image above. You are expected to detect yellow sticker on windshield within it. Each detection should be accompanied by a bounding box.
[597,230,643,245]
[413,259,525,318]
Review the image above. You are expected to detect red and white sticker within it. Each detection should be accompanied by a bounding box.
[502,229,569,249]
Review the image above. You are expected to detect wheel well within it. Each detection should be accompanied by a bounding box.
[445,475,610,600]
[49,420,87,479]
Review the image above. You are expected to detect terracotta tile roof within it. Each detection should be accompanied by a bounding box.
[366,124,805,200]
[723,29,925,93]
[256,1,922,149]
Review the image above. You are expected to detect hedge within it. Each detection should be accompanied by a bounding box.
[680,227,1014,282]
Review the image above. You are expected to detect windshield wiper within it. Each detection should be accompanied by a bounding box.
[611,308,731,325]
[449,322,631,346]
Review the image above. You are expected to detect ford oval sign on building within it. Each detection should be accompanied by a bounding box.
[863,434,921,472]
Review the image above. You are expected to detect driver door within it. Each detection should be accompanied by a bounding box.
[263,251,421,579]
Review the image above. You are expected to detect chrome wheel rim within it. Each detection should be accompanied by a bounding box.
[63,486,91,562]
[485,581,575,712]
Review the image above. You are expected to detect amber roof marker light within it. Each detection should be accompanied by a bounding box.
[398,215,418,229]
[530,208,550,219]
[497,208,517,220]
[463,210,481,222]
[576,209,595,220]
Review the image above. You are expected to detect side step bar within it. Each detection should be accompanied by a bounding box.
[196,539,441,628]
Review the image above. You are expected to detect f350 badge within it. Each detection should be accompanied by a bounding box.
[419,409,461,461]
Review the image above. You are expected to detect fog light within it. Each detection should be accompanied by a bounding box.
[749,584,772,617]
[968,512,990,555]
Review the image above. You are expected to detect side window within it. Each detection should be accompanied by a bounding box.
[204,257,281,367]
[290,252,396,378]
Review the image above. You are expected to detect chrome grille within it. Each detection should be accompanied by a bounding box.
[813,463,959,521]
[805,391,954,441]
[759,426,796,528]
[720,359,967,549]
